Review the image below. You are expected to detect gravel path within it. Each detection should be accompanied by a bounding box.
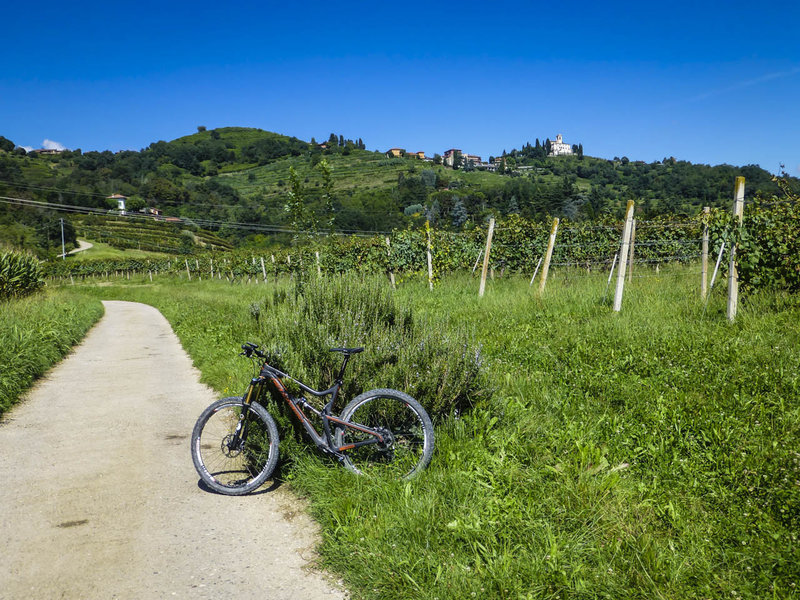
[67,239,94,255]
[0,300,346,599]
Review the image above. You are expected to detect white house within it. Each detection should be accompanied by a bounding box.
[548,134,573,157]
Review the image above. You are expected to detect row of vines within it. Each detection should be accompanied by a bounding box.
[46,213,705,279]
[43,196,799,294]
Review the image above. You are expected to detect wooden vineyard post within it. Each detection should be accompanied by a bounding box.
[701,206,710,299]
[613,200,636,312]
[478,218,495,297]
[260,257,267,283]
[426,220,434,291]
[185,259,191,281]
[315,251,322,276]
[627,219,637,283]
[727,177,745,322]
[538,217,559,295]
[385,237,396,289]
[210,258,214,279]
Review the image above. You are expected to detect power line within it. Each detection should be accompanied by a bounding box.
[0,195,391,237]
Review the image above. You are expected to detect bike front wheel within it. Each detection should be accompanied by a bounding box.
[335,389,434,479]
[191,397,279,495]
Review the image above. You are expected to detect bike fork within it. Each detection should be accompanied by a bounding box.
[231,380,259,448]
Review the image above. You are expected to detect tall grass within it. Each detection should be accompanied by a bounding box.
[69,268,800,599]
[0,289,103,415]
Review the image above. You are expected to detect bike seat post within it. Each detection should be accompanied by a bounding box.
[336,354,351,382]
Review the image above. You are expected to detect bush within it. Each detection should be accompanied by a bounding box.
[254,275,490,419]
[0,251,44,301]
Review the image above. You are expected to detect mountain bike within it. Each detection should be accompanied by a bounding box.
[191,342,435,495]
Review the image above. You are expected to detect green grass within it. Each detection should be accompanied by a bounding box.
[67,239,170,261]
[59,270,800,598]
[0,288,103,415]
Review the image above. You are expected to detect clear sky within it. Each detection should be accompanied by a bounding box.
[2,1,798,174]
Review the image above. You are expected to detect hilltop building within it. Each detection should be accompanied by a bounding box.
[385,148,405,158]
[548,134,573,157]
[107,193,127,215]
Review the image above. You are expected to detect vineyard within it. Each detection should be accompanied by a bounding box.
[47,213,707,280]
[70,214,234,254]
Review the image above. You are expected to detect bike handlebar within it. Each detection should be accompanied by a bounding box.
[240,342,265,358]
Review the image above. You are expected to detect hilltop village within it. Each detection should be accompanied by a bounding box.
[384,134,575,171]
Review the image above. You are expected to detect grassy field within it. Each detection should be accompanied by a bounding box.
[59,267,799,599]
[0,288,103,415]
[66,239,169,261]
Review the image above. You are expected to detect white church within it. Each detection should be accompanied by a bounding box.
[548,134,573,157]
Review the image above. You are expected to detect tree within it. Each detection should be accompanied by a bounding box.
[318,159,335,233]
[0,136,15,152]
[433,153,442,165]
[284,166,314,242]
[451,198,468,228]
[197,126,207,132]
[452,150,463,170]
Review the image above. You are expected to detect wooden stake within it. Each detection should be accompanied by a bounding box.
[478,218,495,297]
[385,237,396,289]
[613,200,635,312]
[426,221,434,291]
[315,251,322,276]
[701,206,710,299]
[260,256,267,282]
[538,217,560,295]
[627,218,637,282]
[210,258,214,279]
[727,177,745,322]
[185,259,191,281]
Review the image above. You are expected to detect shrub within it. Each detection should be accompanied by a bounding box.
[0,251,44,301]
[254,275,490,419]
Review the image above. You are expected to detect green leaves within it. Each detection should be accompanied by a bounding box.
[0,251,45,301]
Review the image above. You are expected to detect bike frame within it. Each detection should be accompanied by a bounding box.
[238,355,385,460]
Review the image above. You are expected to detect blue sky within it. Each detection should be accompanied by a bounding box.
[2,1,798,174]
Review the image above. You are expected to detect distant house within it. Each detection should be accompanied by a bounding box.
[408,151,425,159]
[444,149,481,168]
[107,193,127,215]
[31,148,65,156]
[140,206,162,217]
[548,134,573,157]
[442,149,461,167]
[386,148,405,158]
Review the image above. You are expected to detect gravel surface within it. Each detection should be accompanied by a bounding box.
[0,300,347,599]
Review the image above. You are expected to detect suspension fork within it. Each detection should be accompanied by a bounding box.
[230,377,262,448]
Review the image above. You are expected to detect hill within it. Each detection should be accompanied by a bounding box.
[0,127,792,254]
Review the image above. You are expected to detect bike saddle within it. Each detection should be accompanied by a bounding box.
[329,347,364,355]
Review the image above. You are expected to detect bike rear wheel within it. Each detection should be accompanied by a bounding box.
[191,397,279,495]
[335,389,434,479]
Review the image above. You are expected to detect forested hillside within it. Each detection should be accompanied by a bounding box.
[0,127,789,256]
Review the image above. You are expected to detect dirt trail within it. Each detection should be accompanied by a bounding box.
[68,239,93,254]
[0,301,346,599]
